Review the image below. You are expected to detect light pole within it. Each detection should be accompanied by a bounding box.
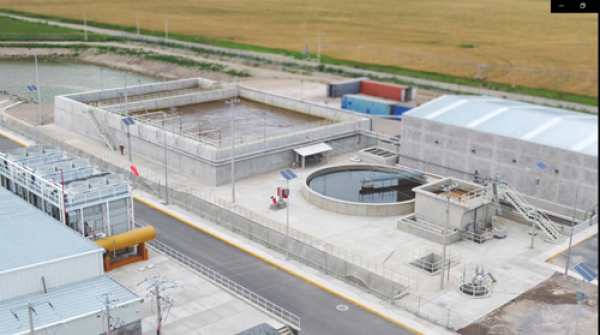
[279,169,297,260]
[33,53,42,126]
[226,99,240,203]
[300,79,304,101]
[83,12,88,42]
[100,68,104,91]
[262,111,267,151]
[565,182,581,278]
[137,78,142,92]
[165,13,169,40]
[26,85,38,143]
[317,33,321,66]
[440,183,457,290]
[136,11,140,36]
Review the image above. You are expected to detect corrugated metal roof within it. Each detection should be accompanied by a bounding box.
[0,275,141,335]
[404,95,598,156]
[0,187,103,273]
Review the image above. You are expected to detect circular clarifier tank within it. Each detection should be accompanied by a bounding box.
[302,164,426,216]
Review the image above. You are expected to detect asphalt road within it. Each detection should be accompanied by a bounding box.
[134,202,412,335]
[0,135,413,335]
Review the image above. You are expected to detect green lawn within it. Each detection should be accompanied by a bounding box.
[0,15,115,41]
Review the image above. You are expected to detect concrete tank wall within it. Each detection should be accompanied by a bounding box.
[399,114,598,211]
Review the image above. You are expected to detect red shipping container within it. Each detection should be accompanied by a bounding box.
[360,80,408,101]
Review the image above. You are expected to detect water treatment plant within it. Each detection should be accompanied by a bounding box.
[0,17,597,335]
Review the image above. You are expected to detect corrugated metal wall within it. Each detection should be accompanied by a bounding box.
[0,251,104,301]
[342,94,394,115]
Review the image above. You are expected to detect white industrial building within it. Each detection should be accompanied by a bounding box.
[0,187,142,335]
[399,95,598,217]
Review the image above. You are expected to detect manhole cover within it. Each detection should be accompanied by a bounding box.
[336,305,348,311]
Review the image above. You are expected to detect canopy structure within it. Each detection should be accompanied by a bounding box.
[293,143,333,168]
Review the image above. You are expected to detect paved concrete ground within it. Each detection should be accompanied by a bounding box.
[547,234,598,274]
[1,123,597,333]
[0,129,441,335]
[109,249,283,335]
[134,201,416,335]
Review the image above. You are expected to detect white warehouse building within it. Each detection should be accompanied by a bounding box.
[399,95,598,216]
[0,187,142,335]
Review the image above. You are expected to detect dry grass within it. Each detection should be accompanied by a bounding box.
[1,0,598,96]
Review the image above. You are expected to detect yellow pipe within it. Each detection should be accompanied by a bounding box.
[95,227,156,252]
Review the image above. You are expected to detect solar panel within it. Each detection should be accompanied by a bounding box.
[279,168,297,180]
[121,117,135,126]
[573,262,598,282]
[535,161,548,170]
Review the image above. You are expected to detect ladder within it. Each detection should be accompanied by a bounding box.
[85,108,118,151]
[498,182,561,241]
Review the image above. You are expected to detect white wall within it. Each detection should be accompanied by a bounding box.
[0,251,104,301]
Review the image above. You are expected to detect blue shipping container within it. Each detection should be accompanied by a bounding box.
[392,105,412,120]
[342,94,393,115]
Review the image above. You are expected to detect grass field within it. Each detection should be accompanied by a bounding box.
[0,0,597,98]
[0,15,114,41]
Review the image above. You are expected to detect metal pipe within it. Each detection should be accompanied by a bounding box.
[440,184,456,290]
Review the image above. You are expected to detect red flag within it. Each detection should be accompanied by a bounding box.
[130,165,139,176]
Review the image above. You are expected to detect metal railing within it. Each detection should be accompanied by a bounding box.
[135,221,301,331]
[404,245,460,275]
[89,87,208,108]
[27,127,419,295]
[461,227,494,244]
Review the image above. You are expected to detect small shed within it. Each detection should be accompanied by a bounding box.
[293,143,333,168]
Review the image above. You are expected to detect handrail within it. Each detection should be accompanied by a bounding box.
[134,221,301,331]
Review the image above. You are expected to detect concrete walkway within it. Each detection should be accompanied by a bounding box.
[1,13,596,114]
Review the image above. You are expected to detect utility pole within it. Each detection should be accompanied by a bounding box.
[138,276,175,335]
[34,54,42,126]
[124,74,132,166]
[440,183,457,289]
[136,11,140,35]
[10,300,54,335]
[565,183,580,278]
[83,12,88,42]
[165,14,169,41]
[226,99,240,203]
[317,33,321,66]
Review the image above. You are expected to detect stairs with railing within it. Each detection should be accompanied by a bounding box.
[498,182,561,241]
[85,108,118,151]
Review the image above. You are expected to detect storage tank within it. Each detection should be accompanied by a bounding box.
[342,94,394,116]
[26,146,44,156]
[68,181,90,193]
[72,158,91,168]
[88,177,108,188]
[106,173,126,185]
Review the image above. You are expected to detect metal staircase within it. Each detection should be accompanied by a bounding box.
[498,182,561,241]
[85,108,118,151]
